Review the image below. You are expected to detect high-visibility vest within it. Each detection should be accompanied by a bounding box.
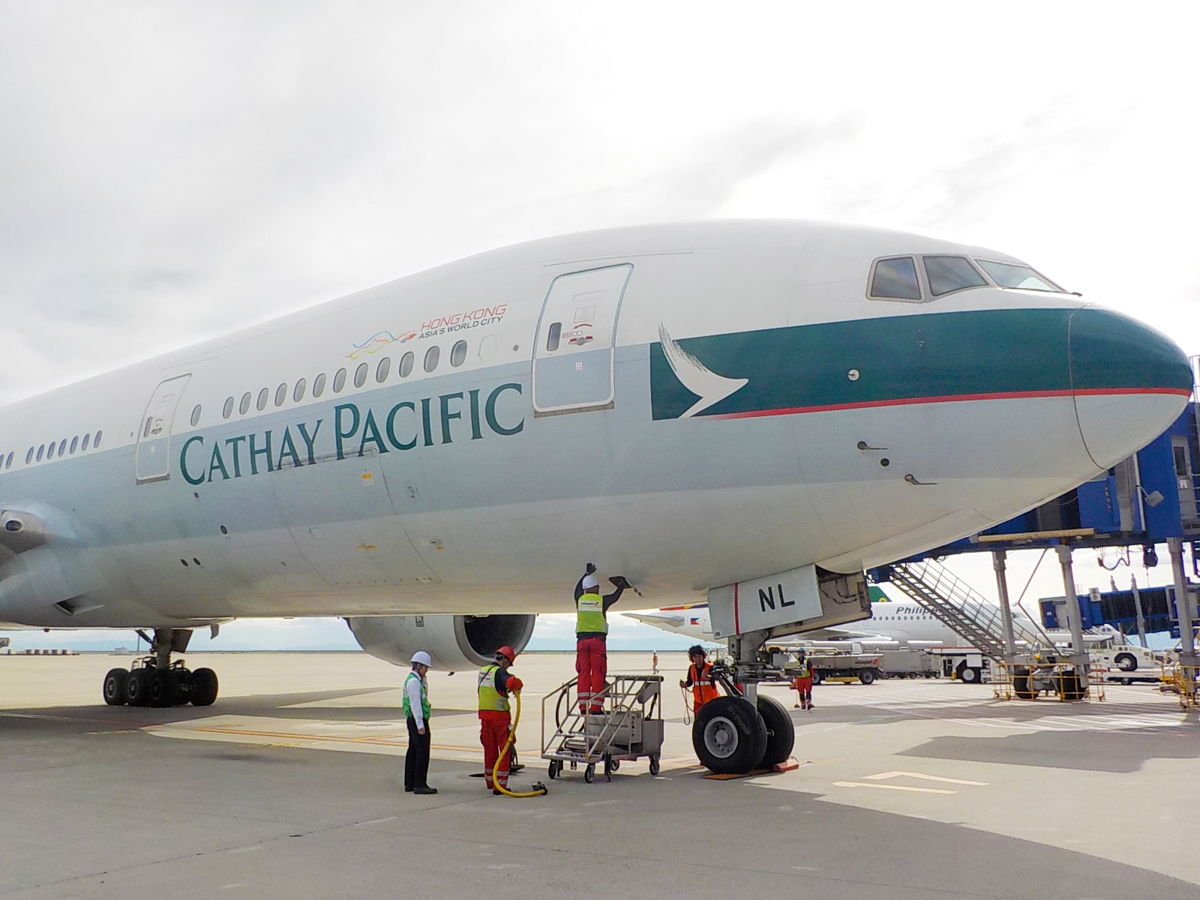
[403,672,430,719]
[477,664,510,712]
[576,591,608,634]
[796,659,813,679]
[689,662,720,706]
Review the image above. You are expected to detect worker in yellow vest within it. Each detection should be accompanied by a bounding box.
[478,645,523,794]
[403,650,436,794]
[574,563,630,714]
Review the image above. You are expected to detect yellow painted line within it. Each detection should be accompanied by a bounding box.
[833,781,956,795]
[863,770,988,786]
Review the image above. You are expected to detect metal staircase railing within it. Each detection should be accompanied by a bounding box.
[888,559,1053,660]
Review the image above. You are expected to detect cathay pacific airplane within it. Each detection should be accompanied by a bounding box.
[0,220,1190,769]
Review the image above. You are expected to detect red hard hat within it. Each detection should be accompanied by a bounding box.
[496,645,517,663]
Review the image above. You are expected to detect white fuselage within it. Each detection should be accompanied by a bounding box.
[0,221,1190,630]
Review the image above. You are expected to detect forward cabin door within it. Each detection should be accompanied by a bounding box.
[136,374,191,484]
[532,264,631,413]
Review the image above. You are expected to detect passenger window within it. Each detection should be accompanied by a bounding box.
[25,447,34,465]
[223,396,235,419]
[46,442,54,460]
[313,373,327,398]
[353,363,368,388]
[924,256,987,296]
[274,383,287,407]
[239,392,252,415]
[257,387,269,411]
[451,340,467,367]
[94,430,103,448]
[869,257,922,300]
[5,451,11,469]
[399,352,414,378]
[546,322,562,351]
[82,434,91,451]
[424,346,440,373]
[37,444,45,462]
[143,417,153,438]
[58,439,67,456]
[70,436,78,454]
[333,368,347,393]
[376,357,391,383]
[190,404,202,426]
[293,378,307,402]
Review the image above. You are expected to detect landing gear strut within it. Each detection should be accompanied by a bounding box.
[691,629,796,774]
[102,627,218,707]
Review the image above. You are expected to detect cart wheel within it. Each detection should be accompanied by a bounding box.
[548,761,559,779]
[649,755,661,776]
[584,763,595,783]
[609,759,620,773]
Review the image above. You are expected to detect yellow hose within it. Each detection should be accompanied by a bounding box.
[492,690,548,798]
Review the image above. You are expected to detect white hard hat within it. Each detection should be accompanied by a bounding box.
[411,651,432,667]
[582,574,599,590]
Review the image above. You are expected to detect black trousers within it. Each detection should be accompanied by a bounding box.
[405,715,431,789]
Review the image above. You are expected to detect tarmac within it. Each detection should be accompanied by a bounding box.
[2,650,1199,899]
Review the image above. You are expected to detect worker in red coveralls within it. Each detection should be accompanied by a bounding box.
[478,645,523,794]
[791,649,814,710]
[574,563,630,714]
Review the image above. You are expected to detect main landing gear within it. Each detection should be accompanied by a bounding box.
[102,627,219,708]
[691,633,795,775]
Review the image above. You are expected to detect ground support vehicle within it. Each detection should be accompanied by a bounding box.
[541,674,664,782]
[1089,644,1165,681]
[877,648,941,678]
[992,657,1097,701]
[929,649,991,684]
[794,652,884,685]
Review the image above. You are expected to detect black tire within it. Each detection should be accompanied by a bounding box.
[102,668,129,706]
[1059,670,1085,701]
[190,668,219,706]
[691,695,768,774]
[755,695,795,768]
[1114,653,1137,672]
[548,761,559,779]
[1013,675,1037,700]
[958,664,980,684]
[811,670,823,686]
[859,669,876,685]
[126,668,153,706]
[149,669,179,707]
[609,759,619,773]
[584,764,595,783]
[648,755,660,776]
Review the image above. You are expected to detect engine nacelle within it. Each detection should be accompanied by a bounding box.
[344,614,536,672]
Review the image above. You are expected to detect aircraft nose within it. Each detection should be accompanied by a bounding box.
[1069,305,1193,468]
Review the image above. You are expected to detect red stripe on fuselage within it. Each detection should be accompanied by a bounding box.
[712,386,1191,420]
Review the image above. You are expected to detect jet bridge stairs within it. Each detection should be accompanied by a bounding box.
[887,559,1096,700]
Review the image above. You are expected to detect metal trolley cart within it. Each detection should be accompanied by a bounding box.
[541,674,664,782]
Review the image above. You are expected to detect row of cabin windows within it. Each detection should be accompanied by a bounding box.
[20,431,105,467]
[868,255,1063,302]
[198,340,472,425]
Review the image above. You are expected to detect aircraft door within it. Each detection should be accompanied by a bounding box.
[136,374,191,484]
[532,264,631,413]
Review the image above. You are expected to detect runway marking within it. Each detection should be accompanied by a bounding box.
[832,781,956,794]
[863,771,988,786]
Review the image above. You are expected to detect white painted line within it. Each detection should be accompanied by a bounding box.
[863,770,988,786]
[832,781,956,795]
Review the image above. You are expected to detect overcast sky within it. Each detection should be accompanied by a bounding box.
[2,3,1197,652]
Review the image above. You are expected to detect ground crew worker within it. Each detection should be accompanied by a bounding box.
[791,649,814,710]
[404,650,437,794]
[478,645,523,794]
[680,645,720,711]
[652,651,659,675]
[574,563,630,714]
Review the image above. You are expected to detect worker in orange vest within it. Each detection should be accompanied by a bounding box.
[680,645,720,711]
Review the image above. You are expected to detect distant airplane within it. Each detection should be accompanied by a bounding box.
[0,220,1189,772]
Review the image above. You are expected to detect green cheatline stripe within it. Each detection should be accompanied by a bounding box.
[649,307,1190,421]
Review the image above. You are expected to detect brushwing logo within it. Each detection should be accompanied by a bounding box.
[656,324,748,418]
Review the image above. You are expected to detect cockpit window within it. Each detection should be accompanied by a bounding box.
[924,256,987,296]
[868,257,922,301]
[975,259,1063,292]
